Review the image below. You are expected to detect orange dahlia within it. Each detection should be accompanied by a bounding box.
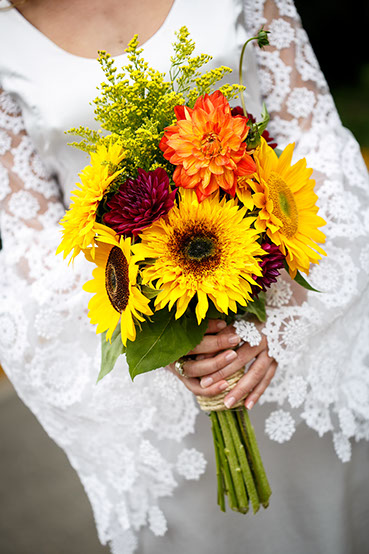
[159,91,256,202]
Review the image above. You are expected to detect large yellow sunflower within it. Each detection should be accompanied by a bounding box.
[56,141,125,261]
[83,224,152,345]
[247,138,326,277]
[134,189,265,324]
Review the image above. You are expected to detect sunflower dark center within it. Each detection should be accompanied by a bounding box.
[279,191,290,216]
[268,171,298,238]
[185,236,216,260]
[105,246,130,313]
[168,224,221,277]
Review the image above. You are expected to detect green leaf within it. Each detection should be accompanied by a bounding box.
[283,260,321,292]
[126,309,208,380]
[256,102,270,136]
[293,270,321,292]
[97,326,126,383]
[141,285,160,299]
[244,292,266,322]
[246,104,270,150]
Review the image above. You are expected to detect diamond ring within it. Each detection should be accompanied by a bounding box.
[174,357,187,377]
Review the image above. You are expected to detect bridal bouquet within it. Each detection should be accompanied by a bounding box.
[57,28,326,514]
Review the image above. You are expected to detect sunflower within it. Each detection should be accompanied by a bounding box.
[248,138,326,277]
[159,91,256,202]
[83,224,152,345]
[236,175,254,210]
[56,142,125,261]
[134,189,265,324]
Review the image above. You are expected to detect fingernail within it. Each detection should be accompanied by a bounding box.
[246,399,254,410]
[200,376,213,388]
[228,334,241,346]
[224,396,236,409]
[217,320,227,330]
[219,381,229,391]
[225,350,237,362]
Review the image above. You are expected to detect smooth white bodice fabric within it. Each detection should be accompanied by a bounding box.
[0,0,262,203]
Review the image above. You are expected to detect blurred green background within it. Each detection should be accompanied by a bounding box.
[296,0,369,152]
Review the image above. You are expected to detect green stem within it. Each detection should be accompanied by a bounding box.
[238,35,260,117]
[211,412,238,511]
[240,407,272,507]
[210,413,226,512]
[226,410,260,514]
[218,410,249,513]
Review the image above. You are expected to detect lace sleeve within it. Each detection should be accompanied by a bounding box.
[242,0,369,460]
[0,88,205,551]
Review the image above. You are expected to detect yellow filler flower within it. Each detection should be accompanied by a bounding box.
[56,142,125,261]
[83,224,152,345]
[249,138,326,277]
[134,189,265,324]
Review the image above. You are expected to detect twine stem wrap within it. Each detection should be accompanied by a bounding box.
[196,368,245,411]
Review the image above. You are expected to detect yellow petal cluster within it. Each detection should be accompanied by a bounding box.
[249,138,326,277]
[134,189,265,323]
[83,224,152,345]
[56,142,125,261]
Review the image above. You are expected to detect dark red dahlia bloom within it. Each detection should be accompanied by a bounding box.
[231,106,247,118]
[252,242,285,296]
[231,107,278,149]
[104,167,176,236]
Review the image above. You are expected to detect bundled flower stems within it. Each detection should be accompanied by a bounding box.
[57,27,326,514]
[197,374,271,513]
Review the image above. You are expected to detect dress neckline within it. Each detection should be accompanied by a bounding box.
[4,0,178,63]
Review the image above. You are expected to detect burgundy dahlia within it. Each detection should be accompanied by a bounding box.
[231,106,248,118]
[231,107,277,149]
[252,241,285,296]
[104,167,176,236]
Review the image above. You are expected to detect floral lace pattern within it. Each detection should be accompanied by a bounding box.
[243,0,369,459]
[0,93,203,551]
[0,1,369,552]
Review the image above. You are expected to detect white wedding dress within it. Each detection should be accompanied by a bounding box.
[1,1,369,553]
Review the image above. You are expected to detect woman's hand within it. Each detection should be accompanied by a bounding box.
[167,319,277,410]
[167,319,241,396]
[219,335,277,410]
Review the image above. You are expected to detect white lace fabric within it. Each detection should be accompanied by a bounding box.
[1,0,369,552]
[243,0,369,460]
[0,91,203,551]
